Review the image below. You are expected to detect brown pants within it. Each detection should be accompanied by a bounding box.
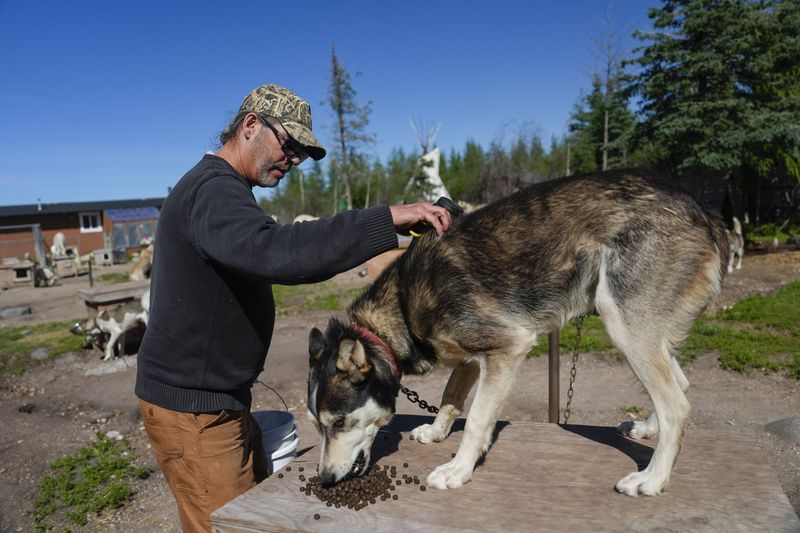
[139,399,269,532]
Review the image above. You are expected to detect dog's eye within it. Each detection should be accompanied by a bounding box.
[333,418,346,429]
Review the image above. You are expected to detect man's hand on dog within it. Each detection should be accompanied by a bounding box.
[390,202,452,236]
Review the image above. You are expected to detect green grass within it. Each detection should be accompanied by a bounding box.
[95,272,130,283]
[528,281,800,379]
[273,281,366,315]
[747,223,799,245]
[680,281,800,377]
[619,405,644,415]
[528,316,617,358]
[31,432,150,531]
[0,321,85,375]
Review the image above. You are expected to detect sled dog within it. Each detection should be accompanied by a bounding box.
[71,289,150,360]
[727,216,745,272]
[307,170,728,496]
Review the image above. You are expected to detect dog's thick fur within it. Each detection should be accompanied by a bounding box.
[307,170,729,496]
[71,289,150,360]
[727,216,744,272]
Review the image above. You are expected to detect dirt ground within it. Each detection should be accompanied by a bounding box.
[1,251,799,531]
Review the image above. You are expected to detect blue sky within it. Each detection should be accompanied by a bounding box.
[0,0,657,206]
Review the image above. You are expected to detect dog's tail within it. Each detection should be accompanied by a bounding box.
[732,216,742,235]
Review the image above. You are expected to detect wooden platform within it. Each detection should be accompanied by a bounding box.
[76,279,149,314]
[212,415,799,532]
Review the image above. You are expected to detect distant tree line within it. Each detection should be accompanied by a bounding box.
[262,0,800,227]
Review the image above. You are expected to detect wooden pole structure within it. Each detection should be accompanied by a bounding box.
[548,330,560,423]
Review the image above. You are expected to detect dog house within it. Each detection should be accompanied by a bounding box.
[0,258,34,288]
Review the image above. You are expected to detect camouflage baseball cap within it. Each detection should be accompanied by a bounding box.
[239,83,326,160]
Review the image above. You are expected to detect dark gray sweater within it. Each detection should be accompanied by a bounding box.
[135,155,397,412]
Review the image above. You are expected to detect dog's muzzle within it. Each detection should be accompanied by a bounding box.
[321,449,368,487]
[349,449,367,477]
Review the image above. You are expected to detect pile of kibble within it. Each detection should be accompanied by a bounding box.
[277,463,427,513]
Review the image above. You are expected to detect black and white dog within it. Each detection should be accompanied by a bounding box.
[71,289,150,360]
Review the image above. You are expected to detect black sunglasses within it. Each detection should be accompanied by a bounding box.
[260,116,309,163]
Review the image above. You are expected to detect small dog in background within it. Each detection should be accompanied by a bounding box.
[71,289,150,360]
[130,237,154,281]
[727,216,744,272]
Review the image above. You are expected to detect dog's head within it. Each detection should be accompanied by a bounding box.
[69,317,106,349]
[70,316,98,336]
[307,319,400,486]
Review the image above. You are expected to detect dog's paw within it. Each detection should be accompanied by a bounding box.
[426,461,473,490]
[617,417,658,440]
[615,470,667,497]
[411,423,446,444]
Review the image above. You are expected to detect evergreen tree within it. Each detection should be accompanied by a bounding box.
[627,0,800,179]
[326,45,375,211]
[568,73,635,174]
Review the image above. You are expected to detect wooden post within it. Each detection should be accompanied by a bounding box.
[548,330,560,424]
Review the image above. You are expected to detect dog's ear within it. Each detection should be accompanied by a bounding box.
[336,339,371,382]
[98,311,110,321]
[309,327,325,363]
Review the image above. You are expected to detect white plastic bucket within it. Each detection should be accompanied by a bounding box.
[252,410,298,473]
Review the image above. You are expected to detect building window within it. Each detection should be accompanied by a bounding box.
[106,207,160,248]
[79,212,102,233]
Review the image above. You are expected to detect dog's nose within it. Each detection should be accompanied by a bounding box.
[319,469,338,487]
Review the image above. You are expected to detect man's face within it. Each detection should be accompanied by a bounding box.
[251,122,292,188]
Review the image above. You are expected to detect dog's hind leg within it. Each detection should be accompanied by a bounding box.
[618,352,689,440]
[596,267,693,496]
[411,360,480,444]
[427,332,533,490]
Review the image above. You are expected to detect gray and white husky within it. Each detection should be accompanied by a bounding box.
[727,216,745,272]
[307,170,728,496]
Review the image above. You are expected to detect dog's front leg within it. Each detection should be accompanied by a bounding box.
[412,360,479,444]
[427,352,525,490]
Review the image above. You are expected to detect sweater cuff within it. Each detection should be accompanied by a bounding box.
[362,205,399,256]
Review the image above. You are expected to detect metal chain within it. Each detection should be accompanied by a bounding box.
[563,317,583,424]
[400,317,584,421]
[399,384,439,414]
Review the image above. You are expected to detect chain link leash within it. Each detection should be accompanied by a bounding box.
[399,384,439,414]
[563,317,583,424]
[398,318,584,421]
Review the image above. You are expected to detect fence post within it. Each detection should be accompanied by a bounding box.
[548,330,560,423]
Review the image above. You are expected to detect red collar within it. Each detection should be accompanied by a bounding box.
[353,325,402,379]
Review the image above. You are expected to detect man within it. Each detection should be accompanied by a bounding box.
[135,83,451,531]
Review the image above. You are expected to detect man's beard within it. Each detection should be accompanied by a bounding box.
[253,133,289,187]
[256,164,281,188]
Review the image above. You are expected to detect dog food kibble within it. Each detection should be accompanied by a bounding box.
[300,463,427,510]
[452,452,456,458]
[299,467,304,472]
[420,485,426,491]
[285,466,291,472]
[403,462,409,468]
[277,473,283,479]
[314,513,320,520]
